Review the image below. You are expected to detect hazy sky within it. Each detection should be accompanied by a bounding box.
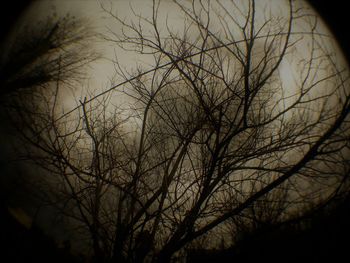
[15,0,346,113]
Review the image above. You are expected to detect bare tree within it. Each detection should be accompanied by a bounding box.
[0,11,99,259]
[11,0,350,262]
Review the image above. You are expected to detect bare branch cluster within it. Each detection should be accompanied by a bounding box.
[9,1,350,262]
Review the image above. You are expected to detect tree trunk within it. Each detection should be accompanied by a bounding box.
[112,225,127,263]
[155,249,173,263]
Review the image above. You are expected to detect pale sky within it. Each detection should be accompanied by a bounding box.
[15,0,348,117]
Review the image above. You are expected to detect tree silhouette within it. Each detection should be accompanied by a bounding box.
[8,1,350,262]
[0,12,98,262]
[0,14,97,97]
